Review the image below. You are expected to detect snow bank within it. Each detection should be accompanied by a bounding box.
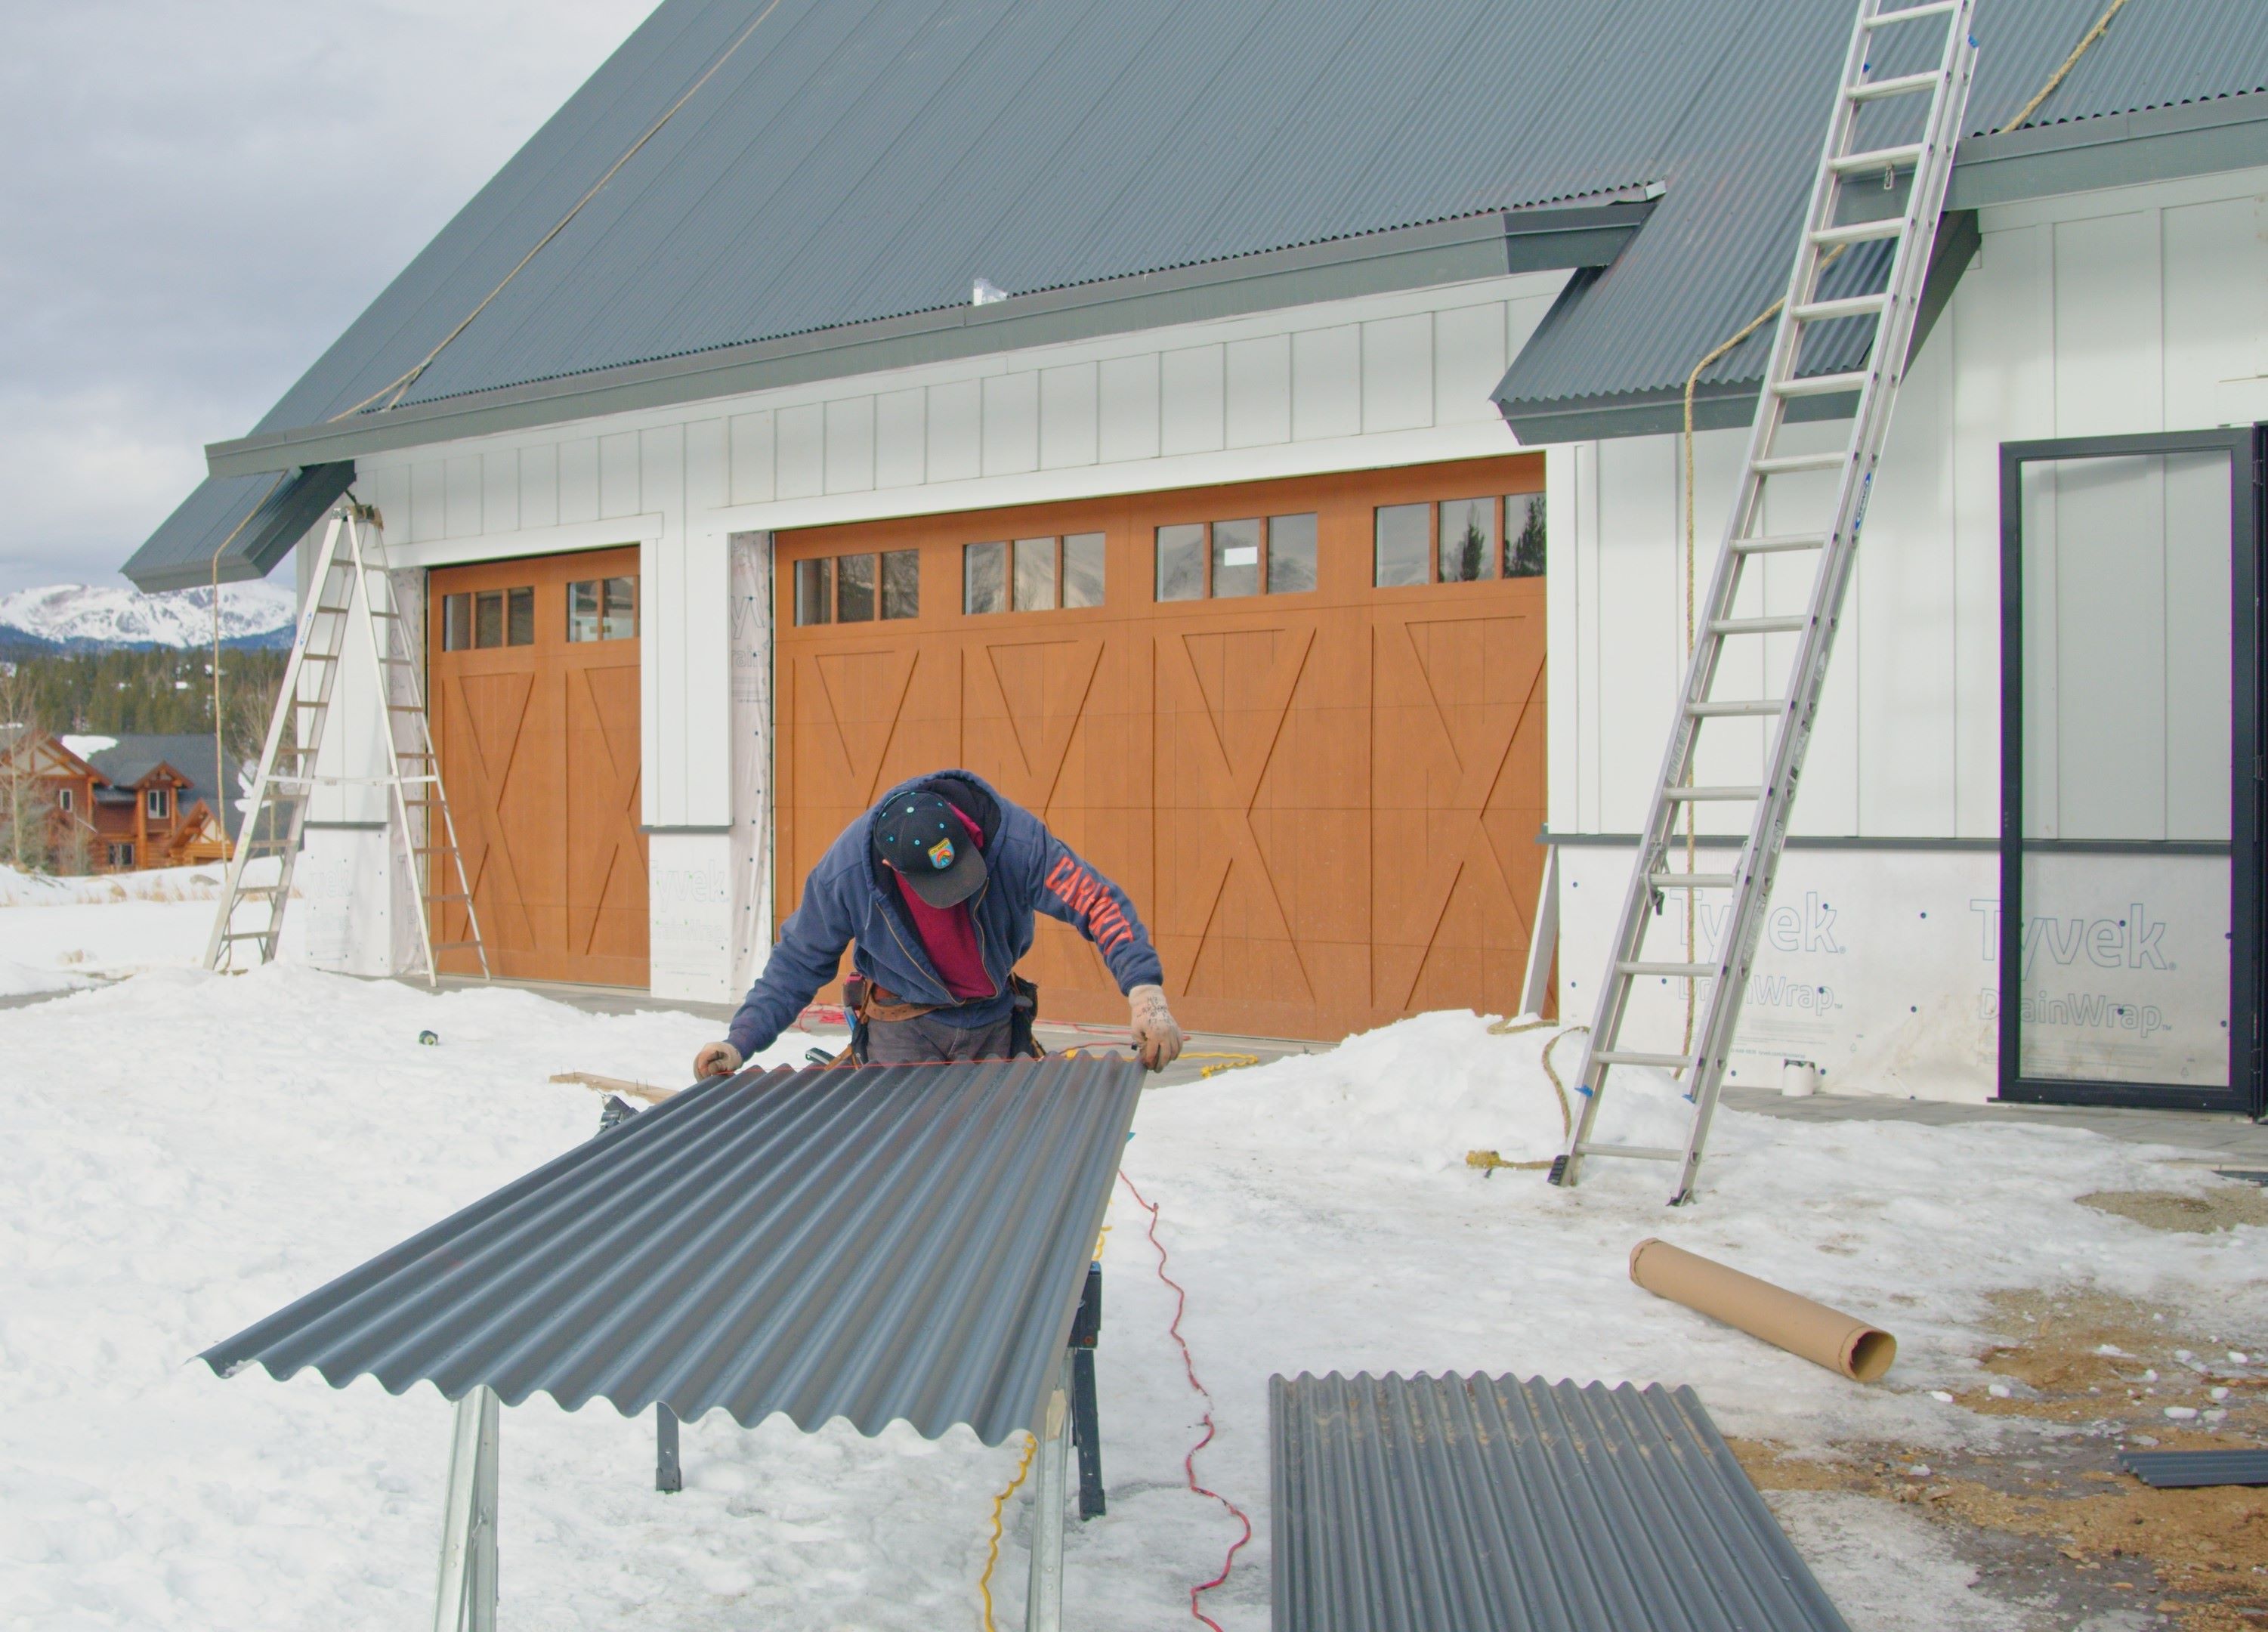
[0,984,2258,1630]
[0,862,222,907]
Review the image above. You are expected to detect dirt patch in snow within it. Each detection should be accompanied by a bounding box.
[2080,1188,2268,1234]
[1735,1287,2268,1631]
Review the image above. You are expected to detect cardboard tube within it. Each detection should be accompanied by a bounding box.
[1629,1238,1896,1382]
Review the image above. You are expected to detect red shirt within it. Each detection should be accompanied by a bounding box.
[891,807,993,1001]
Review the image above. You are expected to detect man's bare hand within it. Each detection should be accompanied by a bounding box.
[1127,984,1183,1073]
[694,1041,743,1079]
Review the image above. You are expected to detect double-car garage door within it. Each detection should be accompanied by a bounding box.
[775,456,1549,1040]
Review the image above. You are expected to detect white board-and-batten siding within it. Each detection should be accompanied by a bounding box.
[1547,165,2268,1101]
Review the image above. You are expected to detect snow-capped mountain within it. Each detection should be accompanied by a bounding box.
[0,583,297,652]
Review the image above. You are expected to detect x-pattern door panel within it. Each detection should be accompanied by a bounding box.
[428,547,646,986]
[776,457,1547,1038]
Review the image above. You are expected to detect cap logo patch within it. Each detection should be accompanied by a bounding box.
[928,837,955,870]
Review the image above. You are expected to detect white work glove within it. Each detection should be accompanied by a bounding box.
[1127,984,1183,1073]
[693,1040,743,1079]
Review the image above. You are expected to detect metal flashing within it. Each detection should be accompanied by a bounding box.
[1270,1371,1848,1632]
[199,1056,1144,1445]
[2121,1449,2268,1488]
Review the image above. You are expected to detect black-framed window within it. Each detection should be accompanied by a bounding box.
[1998,428,2264,1117]
[1154,514,1318,600]
[443,587,536,650]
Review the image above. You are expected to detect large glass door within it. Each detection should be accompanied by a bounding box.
[1999,431,2262,1112]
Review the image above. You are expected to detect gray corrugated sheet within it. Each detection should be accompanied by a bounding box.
[128,0,2268,585]
[1271,1371,1848,1632]
[2120,1449,2268,1488]
[199,1055,1142,1444]
[128,464,352,593]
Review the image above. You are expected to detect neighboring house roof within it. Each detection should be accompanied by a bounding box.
[125,0,2268,589]
[80,734,246,841]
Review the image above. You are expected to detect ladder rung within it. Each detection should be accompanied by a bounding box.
[1663,785,1763,802]
[1593,1050,1698,1070]
[1846,70,1941,103]
[1775,369,1870,398]
[1709,616,1809,636]
[1830,142,1925,177]
[299,651,338,664]
[220,930,273,942]
[1864,0,1956,26]
[1572,1143,1686,1163]
[1809,217,1905,247]
[1687,698,1786,716]
[1648,873,1738,889]
[312,603,354,616]
[1752,451,1848,475]
[1791,293,1890,323]
[387,703,426,713]
[1618,961,1717,979]
[1731,533,1828,555]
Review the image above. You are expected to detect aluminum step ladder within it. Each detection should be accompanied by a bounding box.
[1552,0,1976,1203]
[203,502,490,986]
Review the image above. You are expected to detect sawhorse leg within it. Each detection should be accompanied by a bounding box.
[1024,1349,1073,1632]
[656,1405,682,1493]
[433,1386,499,1632]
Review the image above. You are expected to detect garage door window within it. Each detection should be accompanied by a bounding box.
[1375,493,1545,586]
[794,553,915,626]
[966,536,1102,614]
[1156,514,1318,601]
[443,587,536,650]
[569,576,638,641]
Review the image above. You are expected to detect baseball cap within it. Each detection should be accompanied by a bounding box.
[872,790,988,907]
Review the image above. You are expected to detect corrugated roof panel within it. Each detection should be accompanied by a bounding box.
[126,0,2268,537]
[123,465,353,594]
[1270,1371,1849,1632]
[199,1056,1143,1445]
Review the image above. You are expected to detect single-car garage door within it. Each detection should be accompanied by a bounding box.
[774,456,1547,1040]
[427,547,647,985]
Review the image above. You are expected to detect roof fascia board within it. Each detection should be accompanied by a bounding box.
[205,199,1656,479]
[1946,94,2268,210]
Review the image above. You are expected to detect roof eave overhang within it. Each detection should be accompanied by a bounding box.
[1498,96,2268,445]
[203,196,1658,480]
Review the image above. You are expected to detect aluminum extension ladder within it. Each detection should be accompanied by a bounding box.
[1552,0,1976,1203]
[203,502,489,986]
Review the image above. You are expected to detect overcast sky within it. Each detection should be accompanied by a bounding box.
[0,1,652,594]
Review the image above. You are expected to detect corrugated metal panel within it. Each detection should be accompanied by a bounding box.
[1270,1371,1848,1632]
[199,1056,1142,1445]
[2121,1449,2268,1489]
[125,464,351,593]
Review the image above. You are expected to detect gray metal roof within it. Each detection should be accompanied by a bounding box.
[125,0,2268,586]
[199,1055,1142,1444]
[126,465,351,595]
[1270,1371,1848,1632]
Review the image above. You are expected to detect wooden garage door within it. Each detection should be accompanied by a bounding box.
[426,548,646,985]
[775,456,1546,1040]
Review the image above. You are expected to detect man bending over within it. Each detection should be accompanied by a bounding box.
[694,768,1183,1074]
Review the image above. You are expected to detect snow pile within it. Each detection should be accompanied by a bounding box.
[0,981,2260,1630]
[0,862,222,907]
[0,580,295,649]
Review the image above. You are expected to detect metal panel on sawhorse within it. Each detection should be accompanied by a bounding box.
[1553,0,1977,1204]
[202,501,488,985]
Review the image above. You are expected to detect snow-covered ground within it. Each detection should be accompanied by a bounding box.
[1,947,2261,1630]
[0,864,220,996]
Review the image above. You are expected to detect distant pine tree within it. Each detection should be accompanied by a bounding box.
[0,645,286,756]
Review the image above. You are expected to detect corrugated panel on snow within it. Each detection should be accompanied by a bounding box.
[1270,1371,1849,1632]
[199,1056,1142,1445]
